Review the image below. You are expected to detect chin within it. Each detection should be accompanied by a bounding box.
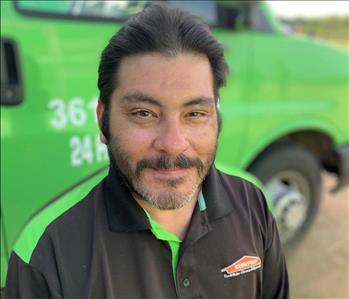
[136,183,200,210]
[144,193,195,210]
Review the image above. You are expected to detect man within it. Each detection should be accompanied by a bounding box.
[5,5,288,299]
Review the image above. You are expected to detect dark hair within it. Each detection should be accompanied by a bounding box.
[98,4,229,139]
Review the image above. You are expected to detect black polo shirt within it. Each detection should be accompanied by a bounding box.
[5,165,289,299]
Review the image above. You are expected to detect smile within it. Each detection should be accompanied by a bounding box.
[147,167,191,177]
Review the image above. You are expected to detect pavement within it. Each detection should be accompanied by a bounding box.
[286,173,349,299]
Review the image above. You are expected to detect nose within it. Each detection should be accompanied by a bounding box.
[153,119,189,156]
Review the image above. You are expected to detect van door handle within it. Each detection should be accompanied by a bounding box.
[1,38,24,105]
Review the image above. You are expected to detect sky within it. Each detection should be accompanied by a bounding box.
[266,1,349,18]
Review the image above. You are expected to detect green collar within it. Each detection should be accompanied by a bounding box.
[144,191,207,241]
[144,192,207,285]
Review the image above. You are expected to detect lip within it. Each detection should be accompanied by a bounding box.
[147,167,190,176]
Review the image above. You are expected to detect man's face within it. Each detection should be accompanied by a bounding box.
[98,52,218,210]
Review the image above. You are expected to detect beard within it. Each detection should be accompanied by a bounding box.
[106,137,216,210]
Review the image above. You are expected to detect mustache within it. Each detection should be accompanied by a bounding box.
[135,154,205,177]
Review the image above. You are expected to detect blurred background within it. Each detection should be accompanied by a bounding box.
[268,0,348,50]
[267,2,349,298]
[1,1,348,298]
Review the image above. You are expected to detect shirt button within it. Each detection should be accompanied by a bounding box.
[182,277,191,288]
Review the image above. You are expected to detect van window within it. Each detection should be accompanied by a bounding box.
[16,0,218,26]
[16,1,217,24]
[16,1,151,20]
[167,1,217,25]
[15,0,250,30]
[250,3,274,32]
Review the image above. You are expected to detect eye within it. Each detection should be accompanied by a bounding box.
[131,109,154,118]
[187,111,207,118]
[127,109,158,124]
[185,110,210,124]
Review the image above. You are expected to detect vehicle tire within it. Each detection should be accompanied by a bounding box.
[248,143,322,250]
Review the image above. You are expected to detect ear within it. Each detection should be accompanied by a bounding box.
[96,100,107,144]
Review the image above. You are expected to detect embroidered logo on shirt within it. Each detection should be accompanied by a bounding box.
[221,256,261,278]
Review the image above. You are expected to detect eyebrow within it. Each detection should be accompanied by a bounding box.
[121,92,215,108]
[122,92,162,107]
[183,97,215,107]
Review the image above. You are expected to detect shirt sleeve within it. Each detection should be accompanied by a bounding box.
[262,210,289,299]
[4,252,57,299]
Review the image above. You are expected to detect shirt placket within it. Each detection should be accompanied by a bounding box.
[176,209,211,299]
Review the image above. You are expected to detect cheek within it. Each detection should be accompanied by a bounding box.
[189,126,218,156]
[115,127,156,156]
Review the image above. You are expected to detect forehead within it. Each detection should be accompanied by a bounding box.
[114,52,214,104]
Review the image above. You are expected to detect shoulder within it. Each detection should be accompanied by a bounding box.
[214,168,279,246]
[215,168,271,222]
[13,177,106,264]
[217,168,267,203]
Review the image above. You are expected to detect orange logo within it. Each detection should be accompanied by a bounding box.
[221,256,261,278]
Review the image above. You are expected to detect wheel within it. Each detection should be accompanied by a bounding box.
[248,143,322,249]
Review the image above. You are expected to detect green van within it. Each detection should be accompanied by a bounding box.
[1,0,348,287]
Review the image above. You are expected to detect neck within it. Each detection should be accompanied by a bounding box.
[134,191,199,240]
